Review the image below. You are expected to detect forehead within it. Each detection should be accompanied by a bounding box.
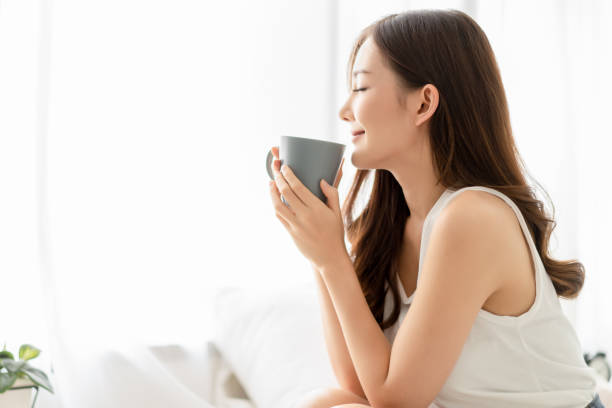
[353,37,379,73]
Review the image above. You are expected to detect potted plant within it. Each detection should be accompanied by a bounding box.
[0,343,54,408]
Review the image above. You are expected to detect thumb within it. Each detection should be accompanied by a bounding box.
[320,179,340,213]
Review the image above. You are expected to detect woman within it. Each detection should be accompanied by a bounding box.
[268,9,604,408]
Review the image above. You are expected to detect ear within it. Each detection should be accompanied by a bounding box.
[415,84,439,127]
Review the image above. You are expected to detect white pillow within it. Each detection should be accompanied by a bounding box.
[212,280,338,408]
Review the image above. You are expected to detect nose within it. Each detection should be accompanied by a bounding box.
[338,98,354,123]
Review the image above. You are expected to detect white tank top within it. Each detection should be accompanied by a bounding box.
[382,186,598,408]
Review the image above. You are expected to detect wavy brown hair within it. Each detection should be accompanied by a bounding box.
[340,9,585,332]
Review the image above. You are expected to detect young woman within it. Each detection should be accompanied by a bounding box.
[268,9,604,408]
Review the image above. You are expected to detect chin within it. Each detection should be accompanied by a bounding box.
[349,150,372,171]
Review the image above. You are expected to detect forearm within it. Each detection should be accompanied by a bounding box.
[312,264,367,399]
[319,256,391,407]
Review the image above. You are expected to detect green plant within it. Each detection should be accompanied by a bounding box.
[0,343,54,394]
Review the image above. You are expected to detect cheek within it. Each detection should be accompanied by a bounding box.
[355,93,400,139]
[354,94,382,128]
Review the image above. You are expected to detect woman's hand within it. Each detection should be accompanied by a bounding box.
[268,146,347,271]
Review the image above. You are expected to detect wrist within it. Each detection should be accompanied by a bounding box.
[319,252,352,278]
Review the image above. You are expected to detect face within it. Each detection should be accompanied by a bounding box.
[338,36,438,171]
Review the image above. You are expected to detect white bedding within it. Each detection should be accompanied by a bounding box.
[207,341,256,408]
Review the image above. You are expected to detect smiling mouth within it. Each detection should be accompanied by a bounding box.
[352,132,364,143]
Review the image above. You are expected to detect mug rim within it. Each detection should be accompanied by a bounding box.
[280,135,346,148]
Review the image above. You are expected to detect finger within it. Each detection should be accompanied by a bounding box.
[272,146,279,159]
[269,180,297,224]
[333,157,345,189]
[275,212,291,230]
[278,164,319,208]
[273,162,308,211]
[333,158,344,188]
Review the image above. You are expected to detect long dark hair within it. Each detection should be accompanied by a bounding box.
[341,9,585,331]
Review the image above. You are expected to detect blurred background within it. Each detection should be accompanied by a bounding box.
[1,0,611,406]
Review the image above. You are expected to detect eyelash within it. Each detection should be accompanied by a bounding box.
[352,88,367,93]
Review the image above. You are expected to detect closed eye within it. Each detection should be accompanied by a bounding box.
[352,88,367,92]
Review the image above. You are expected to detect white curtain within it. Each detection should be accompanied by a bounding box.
[1,0,610,406]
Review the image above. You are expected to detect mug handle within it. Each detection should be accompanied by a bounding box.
[265,149,275,180]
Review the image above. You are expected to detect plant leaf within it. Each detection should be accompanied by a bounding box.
[1,359,26,374]
[0,372,17,393]
[0,350,14,360]
[21,364,54,394]
[19,344,40,361]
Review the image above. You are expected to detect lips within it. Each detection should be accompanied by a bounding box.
[351,130,365,136]
[351,131,364,143]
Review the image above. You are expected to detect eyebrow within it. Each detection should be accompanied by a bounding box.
[352,69,371,77]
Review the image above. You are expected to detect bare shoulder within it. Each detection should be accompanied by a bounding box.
[438,189,518,232]
[429,189,522,286]
[431,188,537,316]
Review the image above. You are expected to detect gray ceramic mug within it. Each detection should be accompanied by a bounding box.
[266,136,346,204]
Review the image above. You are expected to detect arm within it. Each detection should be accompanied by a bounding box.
[312,263,367,399]
[321,192,509,408]
[319,257,391,407]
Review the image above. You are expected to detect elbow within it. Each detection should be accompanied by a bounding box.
[368,389,394,408]
[342,382,367,401]
[370,387,431,408]
[371,400,429,408]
